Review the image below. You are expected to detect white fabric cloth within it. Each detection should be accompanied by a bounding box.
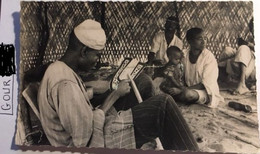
[233,45,255,79]
[219,45,255,80]
[183,48,224,108]
[193,89,209,104]
[151,31,183,64]
[74,19,106,50]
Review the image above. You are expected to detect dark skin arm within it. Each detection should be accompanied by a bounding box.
[147,52,155,65]
[232,62,250,94]
[218,55,236,62]
[166,75,184,88]
[188,83,205,90]
[99,80,130,113]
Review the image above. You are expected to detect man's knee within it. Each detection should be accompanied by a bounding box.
[135,73,155,98]
[222,47,236,58]
[181,89,199,103]
[158,94,178,108]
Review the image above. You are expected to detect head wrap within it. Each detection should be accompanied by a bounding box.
[74,19,106,50]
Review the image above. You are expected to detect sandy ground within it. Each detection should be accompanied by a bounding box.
[88,76,260,153]
[87,67,260,153]
[25,67,259,153]
[153,78,259,153]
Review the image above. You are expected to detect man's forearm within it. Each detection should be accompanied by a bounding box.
[147,52,155,64]
[189,83,205,90]
[99,90,120,113]
[218,55,236,62]
[169,76,183,88]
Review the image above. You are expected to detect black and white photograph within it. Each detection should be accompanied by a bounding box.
[15,1,259,153]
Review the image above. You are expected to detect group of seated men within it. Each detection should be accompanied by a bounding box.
[24,16,255,150]
[146,16,255,102]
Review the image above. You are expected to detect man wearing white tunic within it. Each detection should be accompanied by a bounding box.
[218,18,255,95]
[147,16,183,65]
[179,28,224,108]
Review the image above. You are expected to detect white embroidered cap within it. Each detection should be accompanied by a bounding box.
[74,19,106,50]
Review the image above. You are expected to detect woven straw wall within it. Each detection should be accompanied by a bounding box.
[178,1,253,59]
[102,2,178,64]
[20,2,179,70]
[20,2,102,72]
[20,1,253,71]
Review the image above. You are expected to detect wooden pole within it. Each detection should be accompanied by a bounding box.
[128,74,163,150]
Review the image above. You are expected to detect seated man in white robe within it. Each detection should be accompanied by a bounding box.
[165,27,224,108]
[218,18,255,95]
[146,16,183,65]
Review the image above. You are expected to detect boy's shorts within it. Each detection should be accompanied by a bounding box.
[193,89,209,104]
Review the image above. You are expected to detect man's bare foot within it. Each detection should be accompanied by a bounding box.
[233,84,250,95]
[168,87,182,96]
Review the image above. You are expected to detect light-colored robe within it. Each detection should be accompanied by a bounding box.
[183,48,224,108]
[151,31,183,64]
[38,61,135,148]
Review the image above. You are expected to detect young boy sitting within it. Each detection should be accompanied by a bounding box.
[154,46,185,99]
